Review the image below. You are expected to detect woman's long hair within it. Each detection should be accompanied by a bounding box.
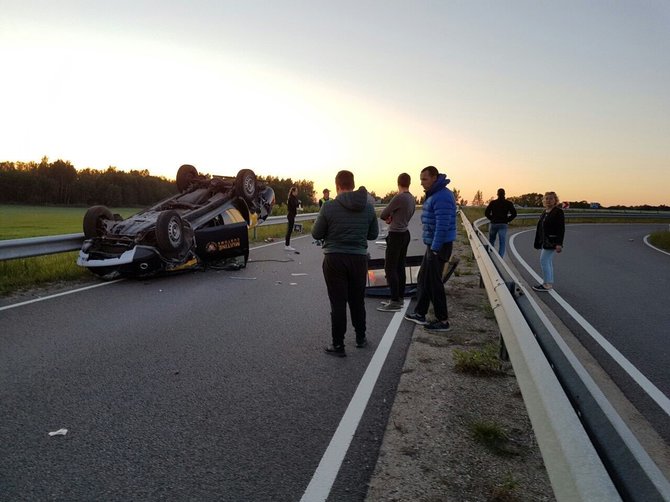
[287,186,297,203]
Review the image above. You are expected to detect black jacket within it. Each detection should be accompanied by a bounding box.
[534,207,565,250]
[287,194,299,218]
[485,198,517,224]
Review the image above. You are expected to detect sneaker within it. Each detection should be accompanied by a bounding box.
[324,344,346,357]
[377,301,402,312]
[532,284,552,292]
[356,338,368,348]
[425,320,451,332]
[404,312,428,325]
[285,245,296,251]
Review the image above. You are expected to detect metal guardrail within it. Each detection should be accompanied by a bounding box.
[0,213,319,261]
[466,213,670,501]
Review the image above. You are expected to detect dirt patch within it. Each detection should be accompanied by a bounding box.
[366,240,556,502]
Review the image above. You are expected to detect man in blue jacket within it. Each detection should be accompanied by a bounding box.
[404,165,457,332]
[312,170,379,356]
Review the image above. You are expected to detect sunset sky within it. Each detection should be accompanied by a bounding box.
[1,1,668,206]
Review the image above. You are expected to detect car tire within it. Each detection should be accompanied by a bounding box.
[156,210,186,258]
[176,164,198,192]
[235,169,257,202]
[83,205,113,238]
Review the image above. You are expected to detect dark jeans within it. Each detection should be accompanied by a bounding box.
[385,230,411,301]
[322,253,368,346]
[285,214,295,246]
[414,243,453,321]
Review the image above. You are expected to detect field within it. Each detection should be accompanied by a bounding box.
[0,205,306,296]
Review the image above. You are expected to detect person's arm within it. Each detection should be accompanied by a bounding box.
[555,209,565,250]
[507,202,517,223]
[380,194,400,221]
[311,207,327,240]
[367,205,379,240]
[484,201,494,221]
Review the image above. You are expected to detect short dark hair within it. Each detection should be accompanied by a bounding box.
[421,165,438,177]
[397,173,411,188]
[497,188,505,197]
[335,170,355,190]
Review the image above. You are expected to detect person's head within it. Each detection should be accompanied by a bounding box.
[419,166,438,191]
[335,170,355,193]
[397,173,411,189]
[543,191,559,209]
[288,186,297,200]
[322,188,330,199]
[497,188,505,198]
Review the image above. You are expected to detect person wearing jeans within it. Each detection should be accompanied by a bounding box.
[484,188,517,257]
[532,191,565,292]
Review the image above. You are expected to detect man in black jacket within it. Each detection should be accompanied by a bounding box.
[312,170,379,356]
[484,188,517,257]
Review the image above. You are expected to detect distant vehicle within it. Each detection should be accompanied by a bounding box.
[77,165,275,279]
[590,202,602,209]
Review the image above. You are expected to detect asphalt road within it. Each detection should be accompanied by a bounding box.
[508,223,670,442]
[0,217,428,501]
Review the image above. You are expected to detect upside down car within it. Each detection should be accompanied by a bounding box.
[77,165,275,279]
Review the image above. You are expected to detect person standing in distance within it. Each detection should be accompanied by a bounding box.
[377,173,416,312]
[404,166,457,332]
[318,188,331,208]
[484,188,517,257]
[312,170,379,356]
[532,191,565,292]
[285,186,300,252]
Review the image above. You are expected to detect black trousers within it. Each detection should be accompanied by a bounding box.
[414,242,452,321]
[322,253,368,346]
[384,230,411,301]
[285,214,295,246]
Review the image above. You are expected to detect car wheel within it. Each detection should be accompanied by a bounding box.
[235,169,257,202]
[176,164,198,192]
[156,210,186,257]
[83,205,113,238]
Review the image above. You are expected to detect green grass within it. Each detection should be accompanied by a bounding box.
[470,420,517,456]
[649,231,670,252]
[0,205,141,239]
[0,205,316,296]
[453,343,503,376]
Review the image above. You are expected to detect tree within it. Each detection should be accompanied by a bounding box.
[472,190,484,206]
[451,187,461,205]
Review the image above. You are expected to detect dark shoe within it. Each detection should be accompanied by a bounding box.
[356,338,368,348]
[532,284,552,292]
[377,301,402,312]
[425,320,451,332]
[404,312,428,325]
[324,344,346,357]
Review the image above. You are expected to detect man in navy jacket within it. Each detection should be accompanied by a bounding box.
[404,166,457,332]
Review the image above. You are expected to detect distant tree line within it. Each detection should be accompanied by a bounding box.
[0,158,318,212]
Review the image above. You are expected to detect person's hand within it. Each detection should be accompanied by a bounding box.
[555,245,563,253]
[384,216,392,224]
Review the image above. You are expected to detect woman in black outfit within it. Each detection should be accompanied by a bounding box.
[285,186,300,251]
[532,191,565,292]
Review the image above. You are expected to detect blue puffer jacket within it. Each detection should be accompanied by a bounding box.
[421,174,457,251]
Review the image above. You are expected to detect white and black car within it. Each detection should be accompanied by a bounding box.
[77,165,275,279]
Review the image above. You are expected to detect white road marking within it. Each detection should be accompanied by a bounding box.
[643,234,670,256]
[300,302,410,502]
[0,279,124,312]
[509,231,670,416]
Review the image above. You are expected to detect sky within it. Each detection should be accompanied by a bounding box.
[1,0,669,206]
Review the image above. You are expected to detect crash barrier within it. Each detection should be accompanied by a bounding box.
[0,213,321,262]
[465,213,670,501]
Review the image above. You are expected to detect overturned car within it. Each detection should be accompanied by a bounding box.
[77,165,275,279]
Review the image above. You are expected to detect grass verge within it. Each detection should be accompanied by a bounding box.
[453,343,503,376]
[649,230,670,252]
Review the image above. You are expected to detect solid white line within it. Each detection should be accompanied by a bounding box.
[643,234,670,256]
[300,302,410,502]
[509,231,670,416]
[0,279,124,312]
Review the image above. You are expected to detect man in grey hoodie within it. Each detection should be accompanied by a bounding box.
[312,170,379,356]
